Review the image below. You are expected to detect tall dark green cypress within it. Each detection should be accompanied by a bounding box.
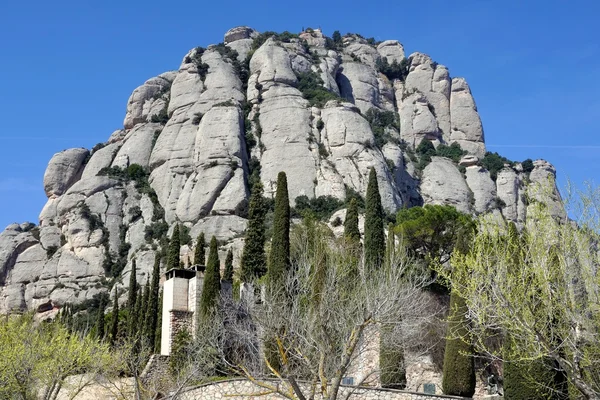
[442,291,476,397]
[223,249,234,282]
[200,236,221,317]
[268,172,290,286]
[110,288,119,345]
[364,168,385,270]
[167,224,181,270]
[96,297,106,340]
[140,282,150,342]
[194,232,206,266]
[132,285,143,339]
[240,181,267,282]
[127,259,138,338]
[146,255,160,351]
[344,197,360,243]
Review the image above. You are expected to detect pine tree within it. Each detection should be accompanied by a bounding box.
[364,168,385,270]
[344,197,360,243]
[200,236,221,318]
[110,288,119,345]
[146,254,160,351]
[127,259,137,338]
[194,232,206,266]
[167,224,181,270]
[442,291,476,397]
[240,180,267,282]
[96,297,106,340]
[223,248,234,282]
[268,171,290,287]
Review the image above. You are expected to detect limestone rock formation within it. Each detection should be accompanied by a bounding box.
[0,26,562,314]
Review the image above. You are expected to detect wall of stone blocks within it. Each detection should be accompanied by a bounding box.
[178,378,470,400]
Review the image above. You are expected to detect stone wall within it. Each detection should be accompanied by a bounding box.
[178,378,469,400]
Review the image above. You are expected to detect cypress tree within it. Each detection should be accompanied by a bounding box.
[344,197,360,243]
[127,259,137,338]
[268,171,290,286]
[132,285,143,339]
[504,358,566,400]
[364,168,385,270]
[200,236,221,317]
[442,291,476,397]
[146,255,160,351]
[110,288,119,345]
[240,181,267,282]
[194,232,206,266]
[223,249,234,282]
[140,282,150,342]
[167,224,181,270]
[96,297,106,340]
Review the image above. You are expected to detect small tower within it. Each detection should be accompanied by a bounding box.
[160,265,204,355]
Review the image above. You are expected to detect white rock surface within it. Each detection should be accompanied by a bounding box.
[421,157,472,214]
[43,148,89,198]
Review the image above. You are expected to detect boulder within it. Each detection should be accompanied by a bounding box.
[450,78,485,157]
[43,148,89,198]
[224,26,258,44]
[421,157,472,214]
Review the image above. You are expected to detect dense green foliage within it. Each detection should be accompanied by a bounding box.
[240,181,268,282]
[194,232,206,266]
[223,249,234,282]
[344,197,360,243]
[269,172,291,287]
[200,236,221,318]
[436,142,466,163]
[481,151,514,180]
[364,168,386,269]
[169,328,192,377]
[442,292,476,397]
[375,57,410,82]
[504,358,567,400]
[146,255,161,351]
[296,70,341,107]
[394,204,474,265]
[127,259,138,337]
[110,288,119,344]
[95,296,106,340]
[167,225,181,270]
[364,108,400,148]
[415,140,437,170]
[294,195,344,220]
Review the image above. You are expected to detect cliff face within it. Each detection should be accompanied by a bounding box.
[0,26,562,313]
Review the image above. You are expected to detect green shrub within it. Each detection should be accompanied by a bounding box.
[317,142,329,158]
[150,107,169,124]
[364,108,399,148]
[296,70,341,107]
[145,222,169,242]
[504,358,568,400]
[481,152,514,181]
[415,140,437,170]
[375,57,410,82]
[294,195,344,220]
[436,142,466,163]
[316,119,324,131]
[46,246,58,258]
[521,158,534,174]
[128,206,142,222]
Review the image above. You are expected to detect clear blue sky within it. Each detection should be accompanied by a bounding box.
[0,0,598,228]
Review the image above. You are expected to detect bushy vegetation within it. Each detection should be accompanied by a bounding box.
[435,142,466,163]
[364,108,400,148]
[296,70,341,107]
[442,292,476,397]
[251,31,299,51]
[294,195,344,220]
[480,151,515,180]
[375,57,410,82]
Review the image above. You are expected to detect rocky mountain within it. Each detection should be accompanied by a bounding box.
[0,26,563,314]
